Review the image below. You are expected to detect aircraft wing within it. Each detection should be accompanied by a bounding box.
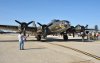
[85,28,95,31]
[0,24,18,31]
[26,26,37,32]
[0,24,37,32]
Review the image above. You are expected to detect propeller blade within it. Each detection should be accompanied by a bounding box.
[27,21,33,25]
[48,23,53,27]
[15,20,21,24]
[37,22,42,26]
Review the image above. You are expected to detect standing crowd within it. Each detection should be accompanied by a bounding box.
[86,32,100,42]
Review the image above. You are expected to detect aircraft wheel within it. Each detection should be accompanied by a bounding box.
[63,34,68,41]
[37,35,41,41]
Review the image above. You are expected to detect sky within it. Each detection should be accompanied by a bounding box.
[0,0,100,29]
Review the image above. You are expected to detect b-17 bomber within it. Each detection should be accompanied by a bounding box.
[0,19,97,41]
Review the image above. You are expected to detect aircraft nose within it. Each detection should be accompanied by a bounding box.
[59,20,70,29]
[64,22,68,27]
[64,24,67,27]
[60,23,67,28]
[64,21,71,28]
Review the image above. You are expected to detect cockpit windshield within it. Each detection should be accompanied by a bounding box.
[62,20,70,25]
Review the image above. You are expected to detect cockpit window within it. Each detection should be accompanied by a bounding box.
[66,21,70,23]
[62,20,70,24]
[65,21,69,24]
[52,19,60,22]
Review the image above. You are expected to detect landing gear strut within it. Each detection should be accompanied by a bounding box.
[63,34,68,41]
[36,35,41,41]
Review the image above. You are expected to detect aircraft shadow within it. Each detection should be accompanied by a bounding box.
[0,39,38,42]
[24,47,46,50]
[0,38,94,42]
[41,37,94,42]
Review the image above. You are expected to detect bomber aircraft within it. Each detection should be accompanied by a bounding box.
[0,19,72,41]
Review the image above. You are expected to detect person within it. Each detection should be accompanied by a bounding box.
[87,32,92,41]
[18,32,25,50]
[94,32,97,40]
[81,32,85,42]
[96,32,99,40]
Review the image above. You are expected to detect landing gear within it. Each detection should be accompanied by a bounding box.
[63,34,68,41]
[36,35,41,41]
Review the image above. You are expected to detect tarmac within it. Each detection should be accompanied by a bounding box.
[0,34,100,63]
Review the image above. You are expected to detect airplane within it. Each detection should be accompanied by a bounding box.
[0,19,71,41]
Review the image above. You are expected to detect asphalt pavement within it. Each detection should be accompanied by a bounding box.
[0,34,100,63]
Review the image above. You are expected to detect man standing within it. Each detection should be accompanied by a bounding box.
[81,32,85,42]
[18,32,25,50]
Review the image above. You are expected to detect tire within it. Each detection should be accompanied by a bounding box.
[37,35,41,41]
[63,34,68,41]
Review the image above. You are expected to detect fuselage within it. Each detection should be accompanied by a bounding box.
[35,20,71,38]
[49,20,71,33]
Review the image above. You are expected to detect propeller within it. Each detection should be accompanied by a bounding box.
[15,20,33,25]
[75,24,88,37]
[15,20,33,35]
[37,22,53,38]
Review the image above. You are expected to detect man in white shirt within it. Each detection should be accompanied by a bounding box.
[81,32,85,42]
[18,32,25,50]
